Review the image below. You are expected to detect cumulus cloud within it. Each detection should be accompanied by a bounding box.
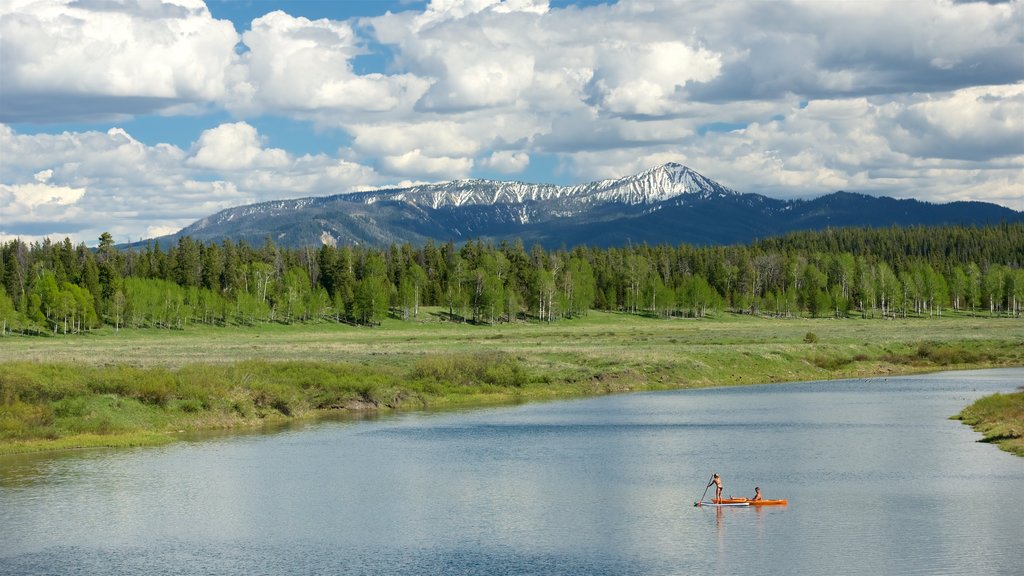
[411,0,549,31]
[0,122,388,244]
[0,179,86,212]
[589,41,722,116]
[686,0,1024,101]
[0,0,239,122]
[482,151,530,173]
[415,48,536,112]
[380,149,475,178]
[230,10,429,115]
[887,83,1024,161]
[564,83,1024,208]
[0,168,88,241]
[348,120,482,158]
[189,122,288,170]
[0,124,241,242]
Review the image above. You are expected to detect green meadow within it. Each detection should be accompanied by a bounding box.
[2,310,1022,454]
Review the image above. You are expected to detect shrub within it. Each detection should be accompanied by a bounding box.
[232,399,254,418]
[86,366,143,396]
[482,362,526,388]
[53,397,89,418]
[411,355,458,383]
[804,332,818,344]
[811,355,852,371]
[916,342,980,365]
[0,401,55,439]
[177,398,205,413]
[249,382,302,416]
[1,364,86,404]
[132,374,176,407]
[364,386,414,408]
[411,352,530,388]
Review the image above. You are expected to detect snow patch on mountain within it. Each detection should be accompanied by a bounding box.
[348,163,735,209]
[183,164,734,233]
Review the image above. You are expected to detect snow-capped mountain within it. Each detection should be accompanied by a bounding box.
[187,163,735,231]
[154,164,1021,249]
[343,162,737,209]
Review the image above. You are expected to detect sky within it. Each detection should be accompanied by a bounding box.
[1,0,1022,246]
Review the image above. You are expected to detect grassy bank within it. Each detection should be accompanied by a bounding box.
[954,391,1024,457]
[2,311,1022,454]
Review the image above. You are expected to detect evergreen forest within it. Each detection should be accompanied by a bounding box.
[1,224,1022,336]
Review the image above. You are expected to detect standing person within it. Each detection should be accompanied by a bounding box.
[708,474,723,502]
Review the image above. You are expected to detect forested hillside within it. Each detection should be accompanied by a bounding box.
[1,224,1022,335]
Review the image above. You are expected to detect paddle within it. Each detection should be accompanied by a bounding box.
[694,474,714,507]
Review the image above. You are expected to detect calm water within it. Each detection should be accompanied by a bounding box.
[1,369,1022,575]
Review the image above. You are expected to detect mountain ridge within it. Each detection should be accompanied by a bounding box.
[152,164,1022,249]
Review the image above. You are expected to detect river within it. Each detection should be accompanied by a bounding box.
[1,368,1022,575]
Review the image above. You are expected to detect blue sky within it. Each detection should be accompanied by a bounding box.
[1,0,1022,245]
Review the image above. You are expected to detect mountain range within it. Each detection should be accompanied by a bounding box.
[153,163,1022,248]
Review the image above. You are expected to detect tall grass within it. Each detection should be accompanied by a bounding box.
[0,354,544,449]
[1,312,1022,453]
[411,352,531,389]
[955,391,1024,456]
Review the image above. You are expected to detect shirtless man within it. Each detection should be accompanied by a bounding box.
[751,486,763,501]
[708,474,723,501]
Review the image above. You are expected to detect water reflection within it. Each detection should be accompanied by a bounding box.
[1,368,1021,576]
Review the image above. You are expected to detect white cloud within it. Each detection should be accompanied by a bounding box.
[412,0,549,31]
[590,41,722,116]
[231,10,429,115]
[0,123,390,244]
[416,48,536,111]
[372,4,553,114]
[1,181,86,210]
[380,149,474,178]
[348,120,482,158]
[0,0,239,121]
[482,151,530,173]
[561,82,1024,208]
[145,224,183,238]
[189,122,289,170]
[887,83,1024,161]
[0,165,89,242]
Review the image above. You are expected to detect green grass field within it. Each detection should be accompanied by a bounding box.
[2,310,1022,454]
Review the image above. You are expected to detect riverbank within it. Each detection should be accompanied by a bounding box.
[954,391,1024,456]
[2,312,1022,454]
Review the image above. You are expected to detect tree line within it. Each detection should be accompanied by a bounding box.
[1,224,1022,335]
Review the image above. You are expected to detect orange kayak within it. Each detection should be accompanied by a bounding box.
[713,498,788,506]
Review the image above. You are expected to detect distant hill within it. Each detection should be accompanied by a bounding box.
[143,163,1023,248]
